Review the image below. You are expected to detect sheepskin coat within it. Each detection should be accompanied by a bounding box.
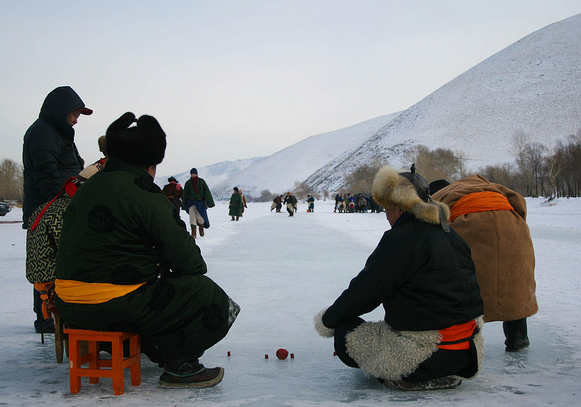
[432,175,538,322]
[321,212,483,331]
[316,166,484,381]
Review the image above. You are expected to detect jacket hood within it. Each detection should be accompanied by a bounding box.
[38,86,90,139]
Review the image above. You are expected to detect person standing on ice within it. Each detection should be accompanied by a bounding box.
[162,176,183,213]
[307,194,315,212]
[314,165,484,391]
[182,167,215,238]
[430,175,538,352]
[55,112,239,388]
[229,187,243,221]
[283,191,297,216]
[22,86,93,334]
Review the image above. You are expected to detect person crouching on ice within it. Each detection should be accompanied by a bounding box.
[314,164,484,391]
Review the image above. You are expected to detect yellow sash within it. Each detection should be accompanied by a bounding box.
[55,279,145,304]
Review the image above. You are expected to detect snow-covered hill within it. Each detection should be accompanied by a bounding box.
[307,13,581,192]
[159,13,581,199]
[211,113,401,199]
[155,157,265,191]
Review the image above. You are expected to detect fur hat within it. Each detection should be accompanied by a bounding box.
[190,168,198,175]
[428,179,451,195]
[371,165,450,228]
[106,112,166,167]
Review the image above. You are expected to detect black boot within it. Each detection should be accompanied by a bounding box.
[159,359,224,388]
[384,376,462,391]
[503,318,530,352]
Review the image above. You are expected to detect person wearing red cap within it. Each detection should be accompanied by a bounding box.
[22,85,92,334]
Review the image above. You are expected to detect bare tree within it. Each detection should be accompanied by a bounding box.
[406,145,466,182]
[0,158,23,202]
[344,161,383,194]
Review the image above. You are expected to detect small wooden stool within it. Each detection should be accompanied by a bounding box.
[64,329,141,395]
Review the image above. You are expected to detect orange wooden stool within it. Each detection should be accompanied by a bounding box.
[64,329,141,395]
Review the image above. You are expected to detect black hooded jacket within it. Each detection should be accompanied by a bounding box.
[323,213,483,332]
[22,87,86,226]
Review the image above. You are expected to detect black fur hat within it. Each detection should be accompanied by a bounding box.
[106,112,167,167]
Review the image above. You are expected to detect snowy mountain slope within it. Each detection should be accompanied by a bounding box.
[155,157,265,190]
[211,113,401,199]
[307,13,581,192]
[158,13,581,198]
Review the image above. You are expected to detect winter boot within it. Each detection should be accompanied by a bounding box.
[503,318,530,352]
[199,225,204,237]
[384,376,462,391]
[190,225,196,238]
[159,360,224,388]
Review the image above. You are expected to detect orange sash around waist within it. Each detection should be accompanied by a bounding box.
[449,191,514,222]
[438,320,478,350]
[55,279,145,304]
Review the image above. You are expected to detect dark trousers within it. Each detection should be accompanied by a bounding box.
[333,317,477,382]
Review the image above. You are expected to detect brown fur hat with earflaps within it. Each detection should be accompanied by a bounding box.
[371,164,450,226]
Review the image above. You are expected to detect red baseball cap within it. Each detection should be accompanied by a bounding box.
[78,107,93,115]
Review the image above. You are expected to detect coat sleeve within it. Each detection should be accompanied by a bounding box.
[203,180,215,208]
[322,233,404,329]
[27,128,66,200]
[145,191,207,275]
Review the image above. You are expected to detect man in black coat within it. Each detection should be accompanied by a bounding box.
[22,86,92,333]
[314,165,484,391]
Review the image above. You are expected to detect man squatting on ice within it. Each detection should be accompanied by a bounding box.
[315,165,484,391]
[54,112,240,388]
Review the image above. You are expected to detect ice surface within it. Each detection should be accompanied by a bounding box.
[0,198,580,406]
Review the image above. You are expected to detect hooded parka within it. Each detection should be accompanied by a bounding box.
[22,86,87,226]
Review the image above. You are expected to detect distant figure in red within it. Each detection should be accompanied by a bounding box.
[163,176,183,213]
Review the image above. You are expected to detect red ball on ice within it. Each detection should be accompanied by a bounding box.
[276,348,289,360]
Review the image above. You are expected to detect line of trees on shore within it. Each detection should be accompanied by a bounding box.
[406,131,581,198]
[2,130,580,205]
[270,130,581,201]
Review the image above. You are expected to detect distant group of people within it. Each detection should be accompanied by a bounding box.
[270,193,315,215]
[21,86,537,393]
[334,193,380,213]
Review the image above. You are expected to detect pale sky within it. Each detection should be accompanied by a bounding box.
[1,0,579,177]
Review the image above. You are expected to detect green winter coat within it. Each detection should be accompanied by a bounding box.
[229,192,243,217]
[55,159,239,362]
[181,177,215,211]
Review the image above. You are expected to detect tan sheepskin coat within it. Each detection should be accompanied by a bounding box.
[432,175,538,322]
